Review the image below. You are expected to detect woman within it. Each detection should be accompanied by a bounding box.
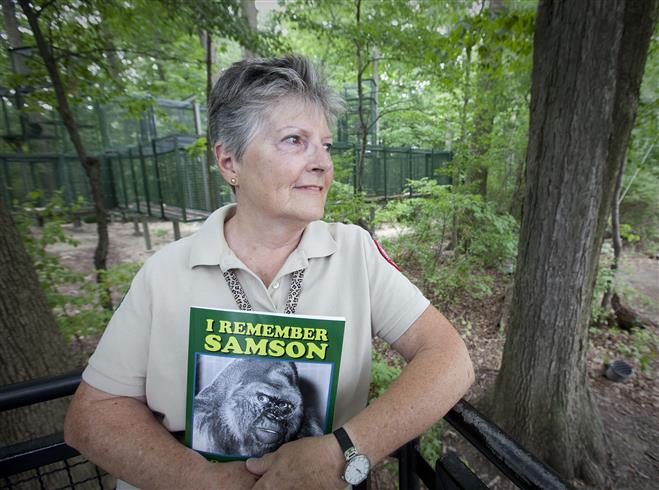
[64,55,474,489]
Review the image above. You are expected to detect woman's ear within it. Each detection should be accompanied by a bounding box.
[215,143,239,186]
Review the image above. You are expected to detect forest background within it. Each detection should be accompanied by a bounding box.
[0,0,657,489]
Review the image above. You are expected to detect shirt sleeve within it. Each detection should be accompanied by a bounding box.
[361,230,430,343]
[82,264,153,397]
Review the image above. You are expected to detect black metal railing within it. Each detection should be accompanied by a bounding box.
[0,371,572,490]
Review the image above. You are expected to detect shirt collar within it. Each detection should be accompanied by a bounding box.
[188,204,337,271]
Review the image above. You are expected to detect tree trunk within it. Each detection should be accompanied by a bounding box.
[601,156,625,310]
[1,0,24,70]
[354,0,367,195]
[468,1,505,198]
[1,0,50,153]
[488,0,657,485]
[202,30,219,208]
[240,0,258,59]
[0,198,75,446]
[18,0,110,283]
[509,147,526,221]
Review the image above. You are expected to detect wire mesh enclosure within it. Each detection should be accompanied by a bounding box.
[0,153,114,210]
[1,85,450,219]
[2,456,113,490]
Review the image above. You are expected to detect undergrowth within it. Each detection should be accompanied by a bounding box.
[376,178,517,305]
[15,191,140,339]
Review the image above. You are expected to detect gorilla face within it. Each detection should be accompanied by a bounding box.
[226,364,304,453]
[193,359,313,457]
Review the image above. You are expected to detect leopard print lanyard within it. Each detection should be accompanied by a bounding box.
[222,269,305,315]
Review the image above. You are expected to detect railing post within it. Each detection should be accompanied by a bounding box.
[138,143,152,217]
[142,216,152,251]
[128,148,140,213]
[174,136,187,221]
[399,439,420,490]
[151,139,166,219]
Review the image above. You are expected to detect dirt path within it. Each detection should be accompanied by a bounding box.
[618,252,659,323]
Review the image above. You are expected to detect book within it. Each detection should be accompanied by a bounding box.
[185,306,346,461]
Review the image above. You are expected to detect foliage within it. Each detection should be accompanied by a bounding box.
[619,36,658,250]
[377,178,517,302]
[615,328,658,375]
[591,242,615,325]
[324,146,376,225]
[370,347,444,464]
[324,182,374,226]
[14,192,140,339]
[619,223,641,245]
[14,191,86,305]
[369,351,401,399]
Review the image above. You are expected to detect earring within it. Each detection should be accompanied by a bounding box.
[230,178,237,185]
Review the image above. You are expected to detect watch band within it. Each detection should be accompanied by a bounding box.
[333,427,356,459]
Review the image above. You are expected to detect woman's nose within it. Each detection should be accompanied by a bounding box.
[308,142,332,172]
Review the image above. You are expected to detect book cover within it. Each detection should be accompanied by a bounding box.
[185,306,346,461]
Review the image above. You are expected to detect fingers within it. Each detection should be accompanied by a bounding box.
[245,454,270,476]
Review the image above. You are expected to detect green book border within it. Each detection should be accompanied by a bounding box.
[185,306,346,461]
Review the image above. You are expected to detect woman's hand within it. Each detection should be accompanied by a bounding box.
[245,435,346,490]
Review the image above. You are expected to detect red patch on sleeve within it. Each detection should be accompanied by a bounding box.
[373,239,400,271]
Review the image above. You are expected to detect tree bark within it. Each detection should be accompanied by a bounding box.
[468,0,505,198]
[600,157,624,310]
[1,0,25,71]
[18,0,110,283]
[203,30,219,208]
[0,198,75,446]
[488,0,657,485]
[354,0,368,195]
[240,0,258,59]
[1,0,51,153]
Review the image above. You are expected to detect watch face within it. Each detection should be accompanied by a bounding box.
[344,454,371,485]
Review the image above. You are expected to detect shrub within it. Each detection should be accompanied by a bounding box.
[377,179,517,302]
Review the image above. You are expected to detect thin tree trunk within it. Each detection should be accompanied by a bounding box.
[100,22,122,81]
[240,0,258,59]
[509,146,526,221]
[469,0,505,198]
[1,0,51,153]
[203,30,219,208]
[1,0,24,71]
[451,36,473,249]
[18,0,110,289]
[601,157,625,310]
[354,0,367,195]
[488,1,657,485]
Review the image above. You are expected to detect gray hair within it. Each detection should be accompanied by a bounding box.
[208,54,345,161]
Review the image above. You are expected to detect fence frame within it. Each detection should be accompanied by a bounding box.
[1,371,571,490]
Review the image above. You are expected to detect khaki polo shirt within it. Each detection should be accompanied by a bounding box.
[83,204,429,432]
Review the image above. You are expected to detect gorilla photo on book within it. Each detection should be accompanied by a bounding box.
[192,358,324,457]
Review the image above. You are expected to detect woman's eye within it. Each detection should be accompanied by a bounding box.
[284,135,302,145]
[323,143,333,152]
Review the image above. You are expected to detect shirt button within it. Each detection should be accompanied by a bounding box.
[272,281,280,289]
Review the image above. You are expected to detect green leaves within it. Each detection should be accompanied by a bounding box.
[14,191,140,339]
[377,178,517,303]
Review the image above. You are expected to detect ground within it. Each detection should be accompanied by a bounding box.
[47,218,658,489]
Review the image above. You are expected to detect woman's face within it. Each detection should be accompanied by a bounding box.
[232,99,334,226]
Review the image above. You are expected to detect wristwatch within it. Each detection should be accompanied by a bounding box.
[333,427,371,485]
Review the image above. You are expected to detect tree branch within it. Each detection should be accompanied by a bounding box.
[619,141,655,204]
[35,0,57,18]
[366,106,422,130]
